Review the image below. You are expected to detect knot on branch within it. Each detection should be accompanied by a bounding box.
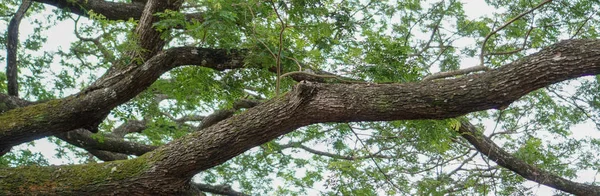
[290,81,319,107]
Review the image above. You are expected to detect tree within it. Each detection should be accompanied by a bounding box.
[1,0,599,195]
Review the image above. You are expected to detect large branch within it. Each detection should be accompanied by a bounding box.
[0,47,247,151]
[33,0,203,22]
[55,129,156,156]
[149,38,600,180]
[458,120,599,195]
[0,94,153,159]
[0,0,184,151]
[2,39,600,195]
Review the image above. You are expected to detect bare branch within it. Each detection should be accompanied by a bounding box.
[486,26,535,56]
[269,1,287,95]
[571,12,597,39]
[347,124,401,191]
[111,119,147,138]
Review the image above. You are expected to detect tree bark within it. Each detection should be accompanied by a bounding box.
[6,0,33,97]
[1,39,600,195]
[33,0,203,23]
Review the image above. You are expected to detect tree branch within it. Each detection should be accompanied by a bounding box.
[197,99,261,130]
[6,0,33,97]
[193,183,249,196]
[33,0,204,26]
[0,46,247,152]
[55,129,157,156]
[279,142,392,160]
[2,39,600,195]
[458,120,600,195]
[151,39,600,179]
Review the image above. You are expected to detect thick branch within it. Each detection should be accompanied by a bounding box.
[0,94,150,159]
[33,0,203,23]
[87,149,128,161]
[458,120,600,195]
[55,129,156,156]
[0,93,34,113]
[152,39,600,179]
[0,46,247,151]
[2,39,600,195]
[6,0,33,97]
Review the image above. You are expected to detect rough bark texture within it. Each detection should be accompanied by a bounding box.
[2,0,600,194]
[2,39,599,195]
[55,129,157,156]
[33,0,203,23]
[0,47,246,151]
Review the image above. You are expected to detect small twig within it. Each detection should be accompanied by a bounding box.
[246,5,278,60]
[269,1,287,95]
[347,123,402,192]
[479,0,552,67]
[486,24,535,56]
[285,56,302,72]
[571,12,596,39]
[72,16,116,63]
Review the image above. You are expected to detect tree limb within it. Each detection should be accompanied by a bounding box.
[33,0,204,26]
[55,129,157,156]
[197,99,261,130]
[193,183,249,196]
[1,38,600,195]
[458,120,600,195]
[6,0,33,97]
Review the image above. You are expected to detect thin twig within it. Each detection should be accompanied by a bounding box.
[269,1,286,95]
[347,123,402,192]
[571,11,596,39]
[479,0,552,66]
[72,16,116,63]
[486,24,535,56]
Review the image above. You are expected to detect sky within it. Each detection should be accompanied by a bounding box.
[1,0,599,195]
